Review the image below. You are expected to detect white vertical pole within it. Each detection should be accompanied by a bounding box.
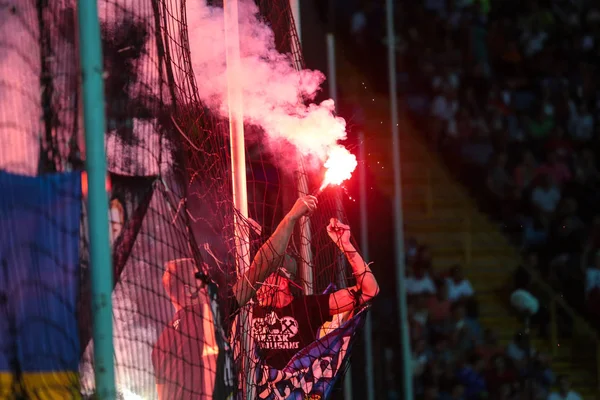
[386,0,413,398]
[359,132,376,400]
[290,0,301,45]
[224,1,255,399]
[289,0,315,296]
[326,35,337,104]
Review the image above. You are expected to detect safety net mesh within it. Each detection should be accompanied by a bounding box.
[0,0,366,399]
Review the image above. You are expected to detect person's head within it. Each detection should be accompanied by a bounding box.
[582,148,595,165]
[417,244,432,264]
[470,354,485,373]
[496,152,508,168]
[434,335,448,352]
[523,150,536,167]
[451,264,464,282]
[109,198,125,245]
[452,302,466,321]
[553,126,565,139]
[451,383,465,399]
[483,328,498,345]
[525,250,539,268]
[423,385,439,400]
[563,197,578,215]
[256,253,298,301]
[492,354,506,372]
[557,375,571,395]
[414,337,427,354]
[547,151,558,165]
[498,383,512,399]
[163,258,207,310]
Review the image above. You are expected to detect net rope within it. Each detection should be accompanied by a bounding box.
[0,0,367,398]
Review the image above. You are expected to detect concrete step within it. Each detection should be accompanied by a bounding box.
[432,256,519,271]
[404,222,497,235]
[409,232,512,250]
[430,245,517,259]
[403,196,467,210]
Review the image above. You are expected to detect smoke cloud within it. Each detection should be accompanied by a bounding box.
[0,1,42,176]
[185,0,349,169]
[106,118,173,176]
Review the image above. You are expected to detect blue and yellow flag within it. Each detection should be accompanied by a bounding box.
[0,172,82,399]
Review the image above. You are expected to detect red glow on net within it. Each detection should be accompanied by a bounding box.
[315,146,357,195]
[81,171,112,198]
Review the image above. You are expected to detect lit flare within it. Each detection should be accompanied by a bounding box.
[315,146,357,195]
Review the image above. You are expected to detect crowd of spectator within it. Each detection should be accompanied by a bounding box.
[397,0,600,321]
[400,238,581,400]
[339,0,600,398]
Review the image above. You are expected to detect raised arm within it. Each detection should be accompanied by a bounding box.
[327,218,379,315]
[232,195,318,307]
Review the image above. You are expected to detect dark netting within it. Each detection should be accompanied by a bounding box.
[1,0,370,398]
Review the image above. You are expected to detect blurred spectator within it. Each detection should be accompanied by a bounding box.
[530,174,561,225]
[456,355,487,400]
[585,250,600,318]
[476,328,503,365]
[485,354,517,393]
[537,153,572,188]
[409,302,427,341]
[506,331,534,372]
[514,150,538,193]
[423,385,440,400]
[486,152,515,201]
[544,128,572,162]
[568,103,594,144]
[416,244,435,273]
[547,375,582,400]
[412,337,429,378]
[445,265,475,303]
[526,108,554,142]
[442,383,466,400]
[407,266,437,296]
[428,279,452,324]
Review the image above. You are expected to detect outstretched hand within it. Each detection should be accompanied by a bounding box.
[288,195,318,221]
[327,218,351,245]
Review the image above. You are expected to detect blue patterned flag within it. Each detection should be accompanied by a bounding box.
[253,309,366,400]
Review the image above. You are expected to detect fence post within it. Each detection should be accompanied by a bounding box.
[550,298,558,358]
[77,0,116,397]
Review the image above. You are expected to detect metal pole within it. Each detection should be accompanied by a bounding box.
[224,1,255,399]
[77,1,115,398]
[359,132,376,400]
[326,34,337,105]
[386,0,413,398]
[289,0,301,45]
[289,0,315,296]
